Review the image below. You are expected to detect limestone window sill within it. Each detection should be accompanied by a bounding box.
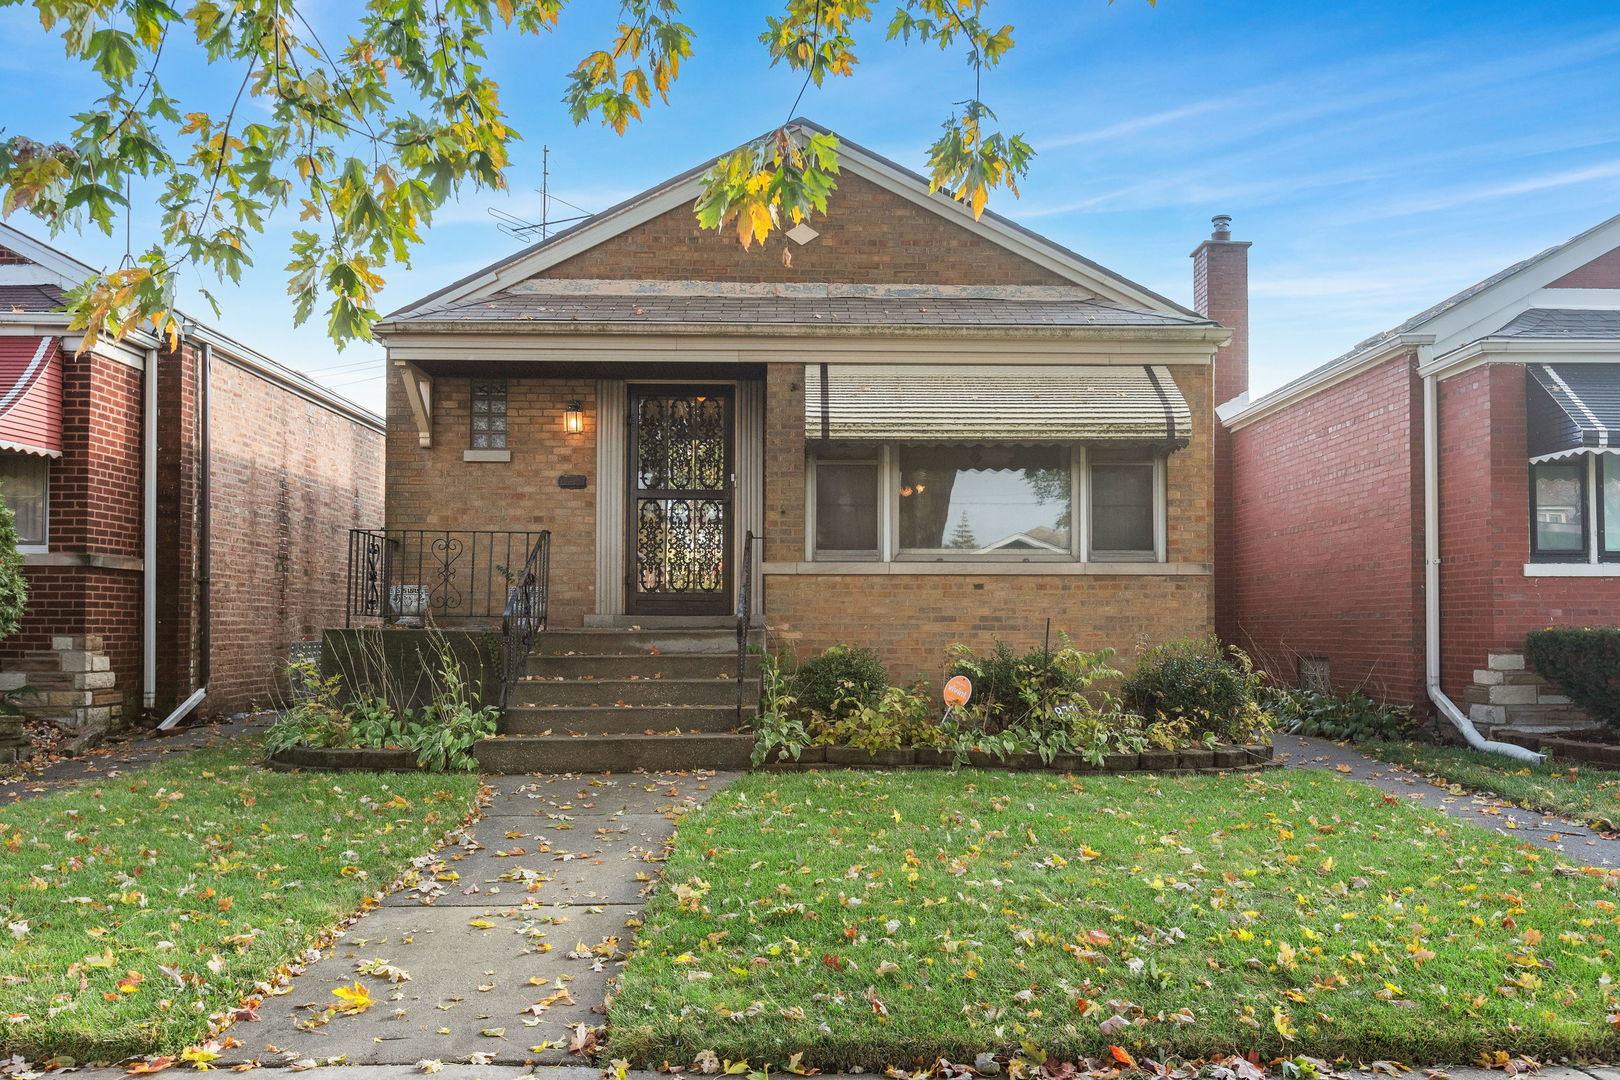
[1522,563,1620,577]
[762,561,1210,576]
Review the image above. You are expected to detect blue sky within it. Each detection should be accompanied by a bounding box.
[2,0,1618,413]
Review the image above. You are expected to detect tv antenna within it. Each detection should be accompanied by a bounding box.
[490,146,594,243]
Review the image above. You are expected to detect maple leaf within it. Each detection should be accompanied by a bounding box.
[330,982,376,1014]
[126,1057,177,1076]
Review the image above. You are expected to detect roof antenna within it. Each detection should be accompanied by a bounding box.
[118,174,135,270]
[489,145,594,244]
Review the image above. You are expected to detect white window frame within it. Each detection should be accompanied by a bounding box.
[1525,450,1620,575]
[807,442,1166,564]
[0,453,49,554]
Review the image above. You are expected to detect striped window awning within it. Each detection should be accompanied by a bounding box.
[0,336,63,458]
[802,363,1191,444]
[1527,363,1620,463]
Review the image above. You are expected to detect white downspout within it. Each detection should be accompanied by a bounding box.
[142,347,158,712]
[1421,348,1543,762]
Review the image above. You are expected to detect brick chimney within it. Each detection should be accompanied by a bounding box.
[1191,214,1251,406]
[1192,214,1251,645]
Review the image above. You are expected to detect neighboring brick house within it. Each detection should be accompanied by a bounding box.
[370,120,1237,756]
[0,224,384,740]
[1220,214,1620,737]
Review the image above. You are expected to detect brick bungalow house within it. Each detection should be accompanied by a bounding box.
[368,120,1241,771]
[0,223,384,747]
[1221,213,1620,741]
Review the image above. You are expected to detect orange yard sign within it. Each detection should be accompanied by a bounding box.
[943,675,972,708]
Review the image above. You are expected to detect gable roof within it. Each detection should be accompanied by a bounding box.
[384,119,1200,324]
[1224,211,1620,427]
[0,222,382,430]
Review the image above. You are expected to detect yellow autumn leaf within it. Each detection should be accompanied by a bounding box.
[331,982,376,1014]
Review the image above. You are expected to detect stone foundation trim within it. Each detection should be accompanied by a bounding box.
[763,561,1212,576]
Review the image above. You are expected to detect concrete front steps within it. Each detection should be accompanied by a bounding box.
[474,627,760,773]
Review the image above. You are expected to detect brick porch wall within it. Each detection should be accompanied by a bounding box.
[1227,351,1427,704]
[385,373,598,628]
[762,364,1215,681]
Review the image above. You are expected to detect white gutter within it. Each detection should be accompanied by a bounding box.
[1420,347,1543,762]
[142,347,158,711]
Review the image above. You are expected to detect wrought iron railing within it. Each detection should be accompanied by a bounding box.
[345,529,551,626]
[501,531,551,710]
[736,530,760,724]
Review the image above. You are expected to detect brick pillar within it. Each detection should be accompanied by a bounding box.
[1192,215,1251,643]
[154,341,201,713]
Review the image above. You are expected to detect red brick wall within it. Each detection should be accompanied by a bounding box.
[206,356,384,711]
[1227,352,1427,704]
[1437,363,1620,697]
[0,349,146,706]
[537,174,1071,286]
[1546,245,1620,289]
[0,247,27,265]
[0,336,383,721]
[1193,237,1250,642]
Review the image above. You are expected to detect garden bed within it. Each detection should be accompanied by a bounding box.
[611,768,1620,1068]
[264,744,423,772]
[765,743,1275,773]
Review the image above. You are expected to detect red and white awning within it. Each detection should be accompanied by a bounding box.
[0,336,63,457]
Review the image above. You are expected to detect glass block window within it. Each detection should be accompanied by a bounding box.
[471,380,508,450]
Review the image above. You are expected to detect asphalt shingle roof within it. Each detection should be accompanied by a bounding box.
[1494,308,1620,339]
[401,291,1208,328]
[0,284,66,313]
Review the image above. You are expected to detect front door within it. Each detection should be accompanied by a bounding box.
[626,385,734,616]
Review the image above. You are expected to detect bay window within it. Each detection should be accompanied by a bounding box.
[808,442,1165,562]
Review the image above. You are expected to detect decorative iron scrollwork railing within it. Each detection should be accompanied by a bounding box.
[501,531,551,710]
[345,529,551,627]
[736,530,760,724]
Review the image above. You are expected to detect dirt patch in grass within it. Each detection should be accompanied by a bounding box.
[611,769,1620,1069]
[0,739,480,1063]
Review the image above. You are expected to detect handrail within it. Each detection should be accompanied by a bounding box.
[501,531,551,711]
[345,529,549,626]
[736,530,759,724]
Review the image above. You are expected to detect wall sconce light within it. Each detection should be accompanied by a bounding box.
[564,400,584,434]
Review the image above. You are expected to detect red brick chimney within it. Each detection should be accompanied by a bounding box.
[1191,213,1251,407]
[1192,214,1250,645]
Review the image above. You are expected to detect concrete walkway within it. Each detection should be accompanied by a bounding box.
[1275,732,1620,868]
[220,770,737,1070]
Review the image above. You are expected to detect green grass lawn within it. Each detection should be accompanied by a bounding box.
[1363,741,1620,831]
[0,739,480,1063]
[612,769,1620,1069]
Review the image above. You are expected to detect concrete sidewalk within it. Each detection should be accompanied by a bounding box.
[1275,732,1620,868]
[219,771,736,1070]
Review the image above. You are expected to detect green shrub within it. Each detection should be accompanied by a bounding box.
[790,644,888,720]
[1121,635,1273,744]
[262,637,497,771]
[749,651,810,767]
[1270,686,1413,742]
[814,681,938,752]
[1526,627,1620,726]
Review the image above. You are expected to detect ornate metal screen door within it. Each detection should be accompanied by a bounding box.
[626,386,734,615]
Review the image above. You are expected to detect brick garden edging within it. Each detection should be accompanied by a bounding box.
[265,746,423,773]
[764,743,1276,774]
[1495,729,1620,769]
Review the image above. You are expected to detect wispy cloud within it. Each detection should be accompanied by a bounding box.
[1340,160,1620,223]
[1035,99,1233,150]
